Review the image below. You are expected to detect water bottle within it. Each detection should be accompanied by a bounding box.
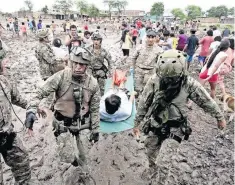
[130,67,134,76]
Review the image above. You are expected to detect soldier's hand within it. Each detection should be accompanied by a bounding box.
[25,112,37,130]
[217,119,226,130]
[133,127,140,141]
[89,131,99,143]
[37,108,47,118]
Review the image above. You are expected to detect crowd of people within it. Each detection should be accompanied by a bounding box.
[0,15,234,184]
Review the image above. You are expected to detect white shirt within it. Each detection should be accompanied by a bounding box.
[171,22,175,27]
[52,46,69,59]
[209,41,220,53]
[213,30,221,38]
[100,89,133,122]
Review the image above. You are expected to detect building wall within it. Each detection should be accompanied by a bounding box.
[197,17,220,23]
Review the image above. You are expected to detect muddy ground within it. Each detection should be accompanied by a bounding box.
[0,26,234,185]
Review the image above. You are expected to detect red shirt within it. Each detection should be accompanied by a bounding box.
[137,21,142,29]
[199,36,214,57]
[132,29,138,37]
[84,25,88,30]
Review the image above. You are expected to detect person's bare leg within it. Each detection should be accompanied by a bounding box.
[209,82,217,99]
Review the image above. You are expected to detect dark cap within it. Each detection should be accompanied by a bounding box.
[146,30,156,37]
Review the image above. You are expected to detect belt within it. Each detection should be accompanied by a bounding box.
[54,111,78,127]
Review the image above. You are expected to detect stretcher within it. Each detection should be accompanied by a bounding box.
[99,73,136,133]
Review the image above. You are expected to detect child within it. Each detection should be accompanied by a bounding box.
[20,22,27,42]
[183,29,199,70]
[121,29,133,57]
[170,33,178,49]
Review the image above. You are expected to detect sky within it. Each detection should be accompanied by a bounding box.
[0,0,234,13]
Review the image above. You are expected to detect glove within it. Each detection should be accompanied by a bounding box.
[89,131,99,143]
[25,112,37,130]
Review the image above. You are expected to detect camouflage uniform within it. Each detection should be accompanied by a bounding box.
[86,45,113,95]
[132,44,163,95]
[135,50,224,184]
[27,67,100,166]
[0,76,31,185]
[35,42,57,81]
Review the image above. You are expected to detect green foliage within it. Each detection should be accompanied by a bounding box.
[42,5,49,14]
[228,7,235,16]
[88,4,100,18]
[150,2,164,16]
[185,5,202,19]
[207,5,228,18]
[171,8,185,20]
[24,0,34,12]
[112,0,128,15]
[76,0,89,15]
[53,0,73,15]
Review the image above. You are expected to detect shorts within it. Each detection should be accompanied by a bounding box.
[199,69,218,83]
[198,56,206,63]
[186,55,193,62]
[122,49,129,56]
[171,27,174,31]
[132,36,137,42]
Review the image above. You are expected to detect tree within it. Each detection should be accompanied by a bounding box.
[207,5,228,18]
[150,2,164,16]
[53,0,73,15]
[76,0,89,17]
[42,5,49,15]
[112,0,128,16]
[103,0,115,19]
[18,7,27,17]
[185,5,202,19]
[24,0,34,12]
[88,4,100,18]
[228,7,235,16]
[171,8,185,20]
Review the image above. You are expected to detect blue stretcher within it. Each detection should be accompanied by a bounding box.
[99,74,136,133]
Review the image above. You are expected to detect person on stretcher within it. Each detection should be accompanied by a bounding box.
[100,70,136,122]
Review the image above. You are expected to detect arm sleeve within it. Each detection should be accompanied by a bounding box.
[41,46,57,65]
[187,76,224,121]
[104,50,113,71]
[10,82,27,109]
[27,71,63,113]
[134,77,155,127]
[90,84,101,132]
[131,47,140,65]
[199,38,204,44]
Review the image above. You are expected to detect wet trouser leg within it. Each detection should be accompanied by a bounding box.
[97,77,106,96]
[144,135,160,168]
[155,138,180,185]
[75,134,87,169]
[1,135,31,185]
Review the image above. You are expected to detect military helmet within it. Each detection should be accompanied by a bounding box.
[70,47,90,65]
[156,49,186,77]
[146,30,156,37]
[91,32,102,40]
[36,28,50,38]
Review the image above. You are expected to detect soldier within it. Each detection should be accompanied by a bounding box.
[133,50,226,184]
[86,32,113,95]
[35,28,65,81]
[132,30,163,97]
[35,29,66,122]
[25,49,100,178]
[0,41,36,185]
